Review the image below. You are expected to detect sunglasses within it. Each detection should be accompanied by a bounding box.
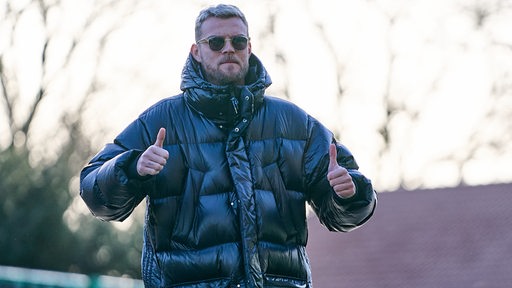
[196,35,250,51]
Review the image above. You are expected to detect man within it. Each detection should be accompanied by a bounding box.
[80,4,377,288]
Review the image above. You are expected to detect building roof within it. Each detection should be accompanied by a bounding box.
[306,183,512,288]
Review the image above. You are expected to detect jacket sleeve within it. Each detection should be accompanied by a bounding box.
[80,119,154,221]
[304,117,377,232]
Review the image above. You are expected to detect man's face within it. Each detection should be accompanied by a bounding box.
[191,17,252,86]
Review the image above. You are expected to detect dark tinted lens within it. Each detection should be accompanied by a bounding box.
[208,37,226,51]
[231,36,248,50]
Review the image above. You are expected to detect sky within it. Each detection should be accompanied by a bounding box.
[2,0,512,192]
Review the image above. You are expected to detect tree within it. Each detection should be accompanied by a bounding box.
[2,0,511,278]
[302,0,512,190]
[0,0,146,277]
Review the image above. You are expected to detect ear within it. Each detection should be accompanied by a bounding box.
[190,44,201,62]
[247,41,252,55]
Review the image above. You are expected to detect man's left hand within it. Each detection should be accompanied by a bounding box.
[327,144,356,199]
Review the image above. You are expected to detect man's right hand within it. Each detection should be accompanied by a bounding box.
[137,128,169,176]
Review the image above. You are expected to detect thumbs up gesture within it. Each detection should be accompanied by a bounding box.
[137,128,169,176]
[327,144,356,199]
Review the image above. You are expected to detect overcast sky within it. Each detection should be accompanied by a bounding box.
[3,0,512,192]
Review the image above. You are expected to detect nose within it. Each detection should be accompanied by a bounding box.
[221,39,236,53]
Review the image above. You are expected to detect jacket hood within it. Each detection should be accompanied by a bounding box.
[180,53,272,126]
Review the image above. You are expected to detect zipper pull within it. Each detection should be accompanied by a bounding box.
[231,97,239,115]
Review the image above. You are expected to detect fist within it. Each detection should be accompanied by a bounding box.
[327,144,356,199]
[137,128,169,176]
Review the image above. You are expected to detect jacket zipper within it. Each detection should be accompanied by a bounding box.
[231,97,239,116]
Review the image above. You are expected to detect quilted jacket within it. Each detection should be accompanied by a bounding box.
[80,53,377,288]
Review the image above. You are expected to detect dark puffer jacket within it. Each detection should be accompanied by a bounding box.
[80,53,377,288]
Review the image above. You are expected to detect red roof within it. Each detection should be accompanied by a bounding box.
[306,183,512,288]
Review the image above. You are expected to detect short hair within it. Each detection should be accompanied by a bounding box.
[194,4,249,41]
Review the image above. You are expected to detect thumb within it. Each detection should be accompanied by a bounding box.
[328,143,339,171]
[154,128,166,147]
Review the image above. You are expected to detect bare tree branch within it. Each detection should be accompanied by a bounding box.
[0,56,14,131]
[3,0,142,145]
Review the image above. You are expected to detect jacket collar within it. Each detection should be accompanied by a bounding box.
[180,53,272,126]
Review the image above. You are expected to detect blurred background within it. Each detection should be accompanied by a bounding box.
[1,0,511,286]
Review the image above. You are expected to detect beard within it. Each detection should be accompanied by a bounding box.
[202,56,249,86]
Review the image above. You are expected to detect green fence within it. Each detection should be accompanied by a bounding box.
[0,266,143,288]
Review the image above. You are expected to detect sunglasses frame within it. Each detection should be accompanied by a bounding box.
[196,35,250,52]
